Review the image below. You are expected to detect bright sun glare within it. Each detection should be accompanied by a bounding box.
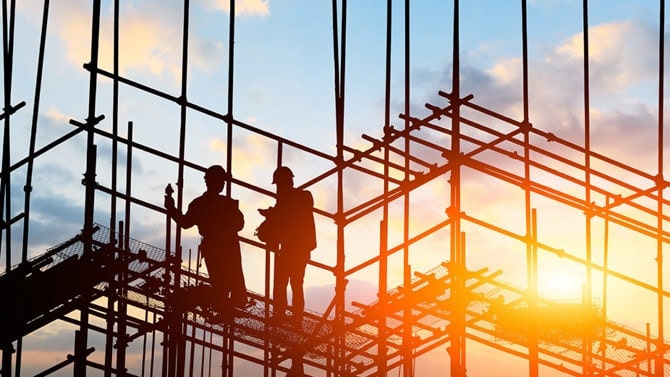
[538,272,585,301]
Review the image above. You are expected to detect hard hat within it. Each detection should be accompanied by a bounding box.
[204,165,228,181]
[272,166,294,184]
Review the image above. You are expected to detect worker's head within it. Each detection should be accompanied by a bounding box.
[272,166,294,188]
[204,165,229,193]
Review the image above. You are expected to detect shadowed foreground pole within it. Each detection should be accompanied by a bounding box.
[520,0,539,375]
[1,0,16,375]
[377,0,393,373]
[655,1,665,375]
[581,0,595,373]
[448,0,466,376]
[402,0,413,375]
[224,1,236,376]
[75,0,102,374]
[331,0,348,374]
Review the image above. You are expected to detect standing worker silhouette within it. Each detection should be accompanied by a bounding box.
[259,166,316,321]
[164,165,248,310]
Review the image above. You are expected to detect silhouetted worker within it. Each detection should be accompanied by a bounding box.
[164,165,247,311]
[259,166,316,321]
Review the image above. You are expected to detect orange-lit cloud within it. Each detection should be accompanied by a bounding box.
[209,132,274,182]
[20,1,231,89]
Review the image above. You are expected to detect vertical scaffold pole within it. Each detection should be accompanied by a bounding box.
[0,0,11,367]
[520,1,539,376]
[330,0,347,375]
[170,1,192,375]
[117,121,134,375]
[402,0,413,375]
[448,0,465,376]
[15,0,48,375]
[581,0,594,373]
[377,0,393,374]
[224,1,236,376]
[0,0,16,273]
[75,0,102,375]
[104,1,121,374]
[656,1,665,374]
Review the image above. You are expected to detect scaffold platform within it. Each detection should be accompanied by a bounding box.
[2,225,668,376]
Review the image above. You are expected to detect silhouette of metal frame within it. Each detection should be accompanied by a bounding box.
[0,1,668,377]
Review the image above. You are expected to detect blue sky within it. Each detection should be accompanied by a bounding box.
[3,0,670,376]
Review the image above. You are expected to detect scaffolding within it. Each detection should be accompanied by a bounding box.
[1,1,669,376]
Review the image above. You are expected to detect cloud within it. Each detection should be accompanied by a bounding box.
[395,16,668,317]
[446,19,659,124]
[409,18,664,175]
[548,20,658,95]
[204,0,270,17]
[304,278,379,313]
[19,0,230,89]
[44,107,72,126]
[209,132,276,183]
[589,105,658,170]
[22,168,92,255]
[27,1,182,88]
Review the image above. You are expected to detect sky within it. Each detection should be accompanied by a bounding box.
[2,0,670,376]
